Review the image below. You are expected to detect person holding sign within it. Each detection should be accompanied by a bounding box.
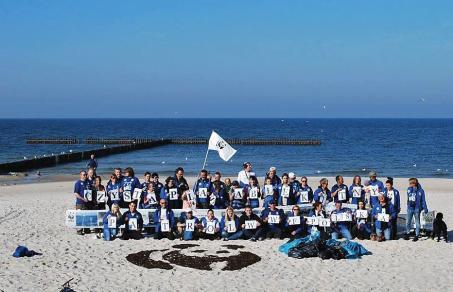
[119,201,143,240]
[177,209,200,241]
[285,205,306,239]
[262,177,277,209]
[153,199,176,240]
[404,178,428,242]
[372,194,397,241]
[106,174,122,209]
[330,202,353,240]
[313,178,331,205]
[384,178,401,240]
[266,166,281,187]
[331,175,350,204]
[349,175,366,205]
[229,180,246,209]
[200,209,220,240]
[210,180,228,209]
[245,176,261,209]
[92,176,106,210]
[288,172,301,194]
[366,171,385,209]
[308,202,330,239]
[220,207,243,241]
[120,167,141,208]
[102,203,122,241]
[353,200,372,240]
[261,200,285,239]
[193,169,212,209]
[277,173,295,206]
[73,170,91,235]
[142,183,159,209]
[161,176,181,209]
[296,176,314,204]
[239,205,265,241]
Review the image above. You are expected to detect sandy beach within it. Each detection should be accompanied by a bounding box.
[1,176,452,291]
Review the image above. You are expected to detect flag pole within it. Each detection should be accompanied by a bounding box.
[202,148,209,170]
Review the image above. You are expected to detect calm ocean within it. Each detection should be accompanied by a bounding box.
[0,118,451,178]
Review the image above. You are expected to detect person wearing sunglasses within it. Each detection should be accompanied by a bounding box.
[296,176,314,204]
[313,178,331,205]
[404,178,428,242]
[106,173,122,208]
[73,170,91,235]
[285,205,306,239]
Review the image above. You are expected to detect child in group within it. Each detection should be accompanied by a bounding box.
[296,176,313,205]
[349,175,366,205]
[142,183,159,209]
[102,203,122,241]
[261,177,277,209]
[200,209,220,240]
[313,178,331,205]
[229,180,246,209]
[220,206,243,241]
[277,173,295,206]
[245,176,261,209]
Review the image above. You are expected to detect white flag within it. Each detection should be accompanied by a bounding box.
[208,131,237,161]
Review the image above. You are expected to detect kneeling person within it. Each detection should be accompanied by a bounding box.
[153,199,176,240]
[120,201,143,240]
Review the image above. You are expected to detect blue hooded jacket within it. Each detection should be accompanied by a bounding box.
[153,208,176,232]
[220,215,241,232]
[296,185,314,204]
[261,208,285,230]
[120,210,143,231]
[193,179,212,204]
[349,184,366,205]
[384,188,401,213]
[368,179,385,208]
[277,184,295,206]
[331,184,350,203]
[313,187,331,204]
[372,202,397,230]
[406,184,428,213]
[285,212,306,235]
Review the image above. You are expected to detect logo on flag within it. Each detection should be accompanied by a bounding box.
[208,131,237,162]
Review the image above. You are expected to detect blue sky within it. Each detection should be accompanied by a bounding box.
[0,0,452,118]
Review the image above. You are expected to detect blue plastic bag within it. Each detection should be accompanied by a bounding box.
[12,245,42,258]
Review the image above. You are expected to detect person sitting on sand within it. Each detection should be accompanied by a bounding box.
[349,175,366,205]
[296,176,314,204]
[372,194,397,241]
[229,180,246,209]
[285,205,306,239]
[102,203,121,241]
[330,202,353,240]
[404,178,428,242]
[331,175,350,204]
[383,178,401,240]
[261,200,285,239]
[239,205,265,241]
[245,176,261,209]
[308,202,329,239]
[199,209,220,240]
[153,199,176,240]
[193,169,212,209]
[277,173,295,206]
[177,209,200,241]
[353,200,372,240]
[119,201,143,240]
[313,178,331,205]
[161,176,181,209]
[220,206,243,241]
[73,170,91,235]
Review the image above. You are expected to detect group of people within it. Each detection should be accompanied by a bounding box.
[73,160,429,242]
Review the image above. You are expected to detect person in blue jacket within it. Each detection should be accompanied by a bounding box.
[73,170,91,235]
[313,178,331,205]
[266,166,282,187]
[161,176,181,209]
[120,167,141,208]
[151,172,164,195]
[229,180,246,209]
[245,176,261,209]
[285,205,306,239]
[308,202,330,239]
[288,172,301,194]
[106,174,122,208]
[372,194,397,241]
[330,202,353,240]
[210,180,228,209]
[177,209,200,241]
[349,175,366,205]
[142,183,160,209]
[384,178,401,240]
[277,173,295,206]
[261,200,285,239]
[367,171,385,209]
[404,178,428,242]
[193,169,212,209]
[220,206,243,241]
[353,200,372,240]
[102,203,121,241]
[86,154,98,171]
[153,199,176,240]
[296,176,314,204]
[331,175,350,203]
[262,177,277,209]
[200,209,221,240]
[119,201,143,240]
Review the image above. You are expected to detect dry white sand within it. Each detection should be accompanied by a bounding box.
[0,176,452,291]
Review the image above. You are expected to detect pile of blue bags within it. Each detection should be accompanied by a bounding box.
[279,230,370,260]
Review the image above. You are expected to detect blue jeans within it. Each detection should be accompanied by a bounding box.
[358,223,372,235]
[103,228,117,241]
[331,225,352,240]
[376,227,391,240]
[406,209,421,236]
[183,230,195,241]
[221,230,243,240]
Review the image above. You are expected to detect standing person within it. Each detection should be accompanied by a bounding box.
[262,177,277,208]
[261,200,285,239]
[238,162,255,187]
[245,176,261,209]
[113,168,123,181]
[296,176,314,204]
[102,203,121,241]
[212,172,226,191]
[73,170,91,235]
[349,175,366,205]
[160,177,181,209]
[404,178,428,242]
[200,209,220,240]
[330,202,353,240]
[372,194,397,241]
[266,166,281,187]
[277,173,295,206]
[220,207,243,241]
[288,172,301,195]
[239,205,265,241]
[86,168,96,188]
[313,178,331,205]
[210,180,228,209]
[93,176,106,210]
[331,175,350,204]
[173,167,189,195]
[193,169,212,209]
[366,171,385,209]
[120,167,141,208]
[384,178,401,240]
[142,183,159,209]
[119,201,143,240]
[285,205,306,239]
[224,178,232,195]
[229,180,246,209]
[86,154,98,172]
[151,173,164,195]
[106,174,122,208]
[153,199,176,240]
[141,172,152,192]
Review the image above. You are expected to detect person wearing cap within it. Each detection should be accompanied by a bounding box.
[288,172,301,195]
[239,205,265,241]
[372,193,397,241]
[177,209,200,240]
[193,169,212,209]
[330,202,353,240]
[229,180,246,209]
[296,176,314,204]
[220,206,243,241]
[331,175,350,204]
[313,178,331,205]
[366,171,385,209]
[266,166,281,187]
[383,178,401,239]
[285,205,306,239]
[349,175,366,205]
[238,162,255,187]
[153,199,176,240]
[245,176,261,209]
[261,199,285,239]
[277,173,296,206]
[404,178,428,242]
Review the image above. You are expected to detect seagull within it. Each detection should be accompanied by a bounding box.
[69,149,73,153]
[420,97,425,102]
[322,105,327,110]
[413,163,417,167]
[185,157,188,161]
[161,161,166,164]
[23,156,27,160]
